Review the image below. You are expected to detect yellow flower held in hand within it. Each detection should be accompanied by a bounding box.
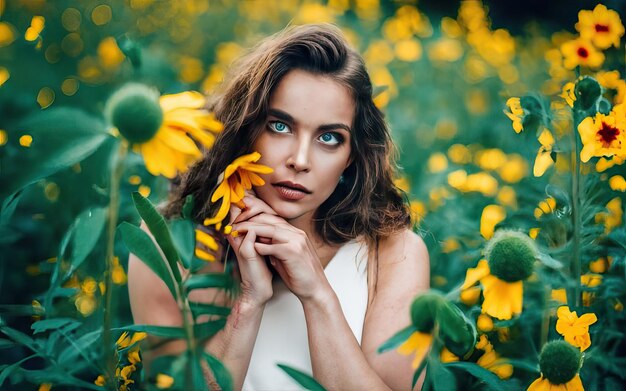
[203,152,273,229]
[556,306,597,351]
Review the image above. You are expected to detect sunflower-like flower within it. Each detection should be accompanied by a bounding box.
[534,128,555,177]
[203,152,273,229]
[560,38,605,69]
[576,4,624,50]
[556,306,597,352]
[528,341,583,391]
[577,110,624,162]
[462,230,537,320]
[105,83,223,178]
[475,335,513,380]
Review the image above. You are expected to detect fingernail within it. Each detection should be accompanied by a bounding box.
[231,230,239,237]
[223,225,233,234]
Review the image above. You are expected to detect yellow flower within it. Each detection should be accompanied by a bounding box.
[504,97,524,133]
[480,205,506,239]
[203,152,273,229]
[528,374,584,391]
[474,335,513,380]
[578,111,624,162]
[94,375,105,386]
[595,197,623,234]
[440,347,459,363]
[156,373,175,389]
[460,286,481,306]
[560,82,576,108]
[195,228,219,262]
[581,273,603,306]
[556,306,597,351]
[560,38,605,69]
[551,289,567,304]
[596,70,626,105]
[477,313,494,332]
[534,128,555,177]
[137,91,223,178]
[609,175,626,191]
[462,260,523,320]
[576,4,624,49]
[116,331,147,349]
[397,331,433,369]
[535,197,556,219]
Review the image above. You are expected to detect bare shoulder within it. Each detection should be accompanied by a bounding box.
[377,228,430,277]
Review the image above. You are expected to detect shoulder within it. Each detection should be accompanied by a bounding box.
[377,228,429,273]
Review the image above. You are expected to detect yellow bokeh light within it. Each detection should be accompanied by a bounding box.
[92,5,112,26]
[37,87,55,108]
[0,22,16,47]
[61,32,83,57]
[0,66,9,86]
[19,135,33,147]
[61,78,79,96]
[61,8,81,32]
[0,129,7,145]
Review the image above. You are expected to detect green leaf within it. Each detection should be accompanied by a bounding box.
[377,325,417,353]
[537,252,564,270]
[118,222,178,300]
[189,302,231,318]
[18,368,102,390]
[506,359,539,374]
[0,190,22,226]
[31,318,81,334]
[182,194,195,220]
[428,355,456,391]
[114,324,186,339]
[64,207,107,279]
[57,329,102,367]
[184,273,234,292]
[0,339,15,349]
[276,364,327,391]
[0,304,45,317]
[0,107,111,198]
[191,352,208,390]
[194,318,227,341]
[0,355,36,387]
[131,192,182,283]
[0,323,43,354]
[203,352,233,391]
[444,361,509,390]
[169,218,195,269]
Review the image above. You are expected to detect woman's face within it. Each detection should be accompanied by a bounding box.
[252,69,355,225]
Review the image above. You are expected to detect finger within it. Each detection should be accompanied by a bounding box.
[232,197,277,224]
[231,223,286,243]
[229,203,244,224]
[254,242,294,260]
[246,213,288,226]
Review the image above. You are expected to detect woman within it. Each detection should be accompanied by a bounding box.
[129,24,430,390]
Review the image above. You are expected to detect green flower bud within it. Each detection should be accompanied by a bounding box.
[597,98,611,115]
[520,95,548,136]
[539,340,581,385]
[437,302,477,358]
[410,291,444,332]
[485,229,537,282]
[574,76,602,112]
[105,83,163,143]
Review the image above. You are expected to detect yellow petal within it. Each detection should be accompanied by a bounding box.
[159,91,205,112]
[461,259,490,290]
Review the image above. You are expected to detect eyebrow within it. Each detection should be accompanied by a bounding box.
[268,108,352,133]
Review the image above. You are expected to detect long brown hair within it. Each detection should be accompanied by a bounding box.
[165,23,410,252]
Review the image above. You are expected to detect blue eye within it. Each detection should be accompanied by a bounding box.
[269,121,290,133]
[319,132,343,146]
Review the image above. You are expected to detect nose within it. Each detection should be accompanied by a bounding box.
[286,136,311,172]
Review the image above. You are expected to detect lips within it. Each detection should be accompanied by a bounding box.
[273,181,311,201]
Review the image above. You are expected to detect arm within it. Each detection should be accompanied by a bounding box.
[231,219,430,390]
[127,217,274,390]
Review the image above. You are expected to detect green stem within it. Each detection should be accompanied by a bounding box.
[571,110,582,308]
[178,281,198,389]
[103,140,128,388]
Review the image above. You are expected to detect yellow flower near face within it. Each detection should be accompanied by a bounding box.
[578,111,624,162]
[397,331,433,369]
[136,91,224,178]
[195,228,219,262]
[556,306,597,351]
[561,38,605,69]
[203,152,273,229]
[504,97,524,133]
[576,4,625,49]
[528,374,584,391]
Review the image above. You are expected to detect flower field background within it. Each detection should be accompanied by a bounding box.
[1,0,626,390]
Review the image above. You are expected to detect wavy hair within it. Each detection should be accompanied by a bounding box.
[165,24,411,251]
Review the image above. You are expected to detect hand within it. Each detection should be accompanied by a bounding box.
[226,197,274,308]
[231,214,331,303]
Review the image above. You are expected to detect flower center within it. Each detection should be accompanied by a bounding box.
[596,122,620,147]
[539,341,581,385]
[485,230,537,282]
[577,47,589,59]
[595,24,610,33]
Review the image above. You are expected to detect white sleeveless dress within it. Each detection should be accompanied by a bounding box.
[242,239,369,391]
